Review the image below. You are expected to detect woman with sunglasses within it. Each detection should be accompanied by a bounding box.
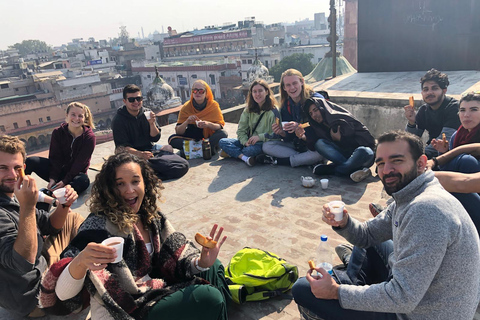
[218,79,280,166]
[168,80,227,156]
[25,102,95,196]
[38,152,231,319]
[427,91,480,173]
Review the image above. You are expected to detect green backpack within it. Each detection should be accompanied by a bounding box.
[225,247,299,304]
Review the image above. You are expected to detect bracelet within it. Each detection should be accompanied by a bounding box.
[407,122,417,128]
[195,258,210,272]
[431,157,439,170]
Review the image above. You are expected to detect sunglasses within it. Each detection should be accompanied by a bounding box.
[127,96,143,103]
[192,88,206,94]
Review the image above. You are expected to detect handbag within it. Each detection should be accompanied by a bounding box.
[183,139,203,159]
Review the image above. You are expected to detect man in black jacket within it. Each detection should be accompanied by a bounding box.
[0,135,82,317]
[112,84,189,180]
[404,69,460,159]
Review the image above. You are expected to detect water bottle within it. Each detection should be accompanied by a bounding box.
[315,235,334,276]
[202,138,212,160]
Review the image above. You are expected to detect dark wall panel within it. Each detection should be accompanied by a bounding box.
[357,0,480,72]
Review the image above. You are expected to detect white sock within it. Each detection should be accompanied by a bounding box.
[241,155,249,162]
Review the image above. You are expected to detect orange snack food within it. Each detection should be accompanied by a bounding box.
[409,96,414,107]
[275,118,280,125]
[300,123,310,129]
[442,133,447,145]
[195,233,217,249]
[18,168,25,179]
[308,260,316,270]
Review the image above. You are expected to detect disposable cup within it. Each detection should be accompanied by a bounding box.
[281,121,289,127]
[328,200,345,221]
[52,188,67,204]
[145,111,152,120]
[320,179,329,189]
[101,237,124,263]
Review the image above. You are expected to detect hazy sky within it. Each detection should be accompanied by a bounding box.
[1,0,333,50]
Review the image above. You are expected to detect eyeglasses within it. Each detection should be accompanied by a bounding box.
[127,96,143,103]
[192,88,206,94]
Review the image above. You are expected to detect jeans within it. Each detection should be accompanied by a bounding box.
[218,138,263,158]
[262,140,324,167]
[292,241,396,320]
[440,153,480,173]
[314,139,374,176]
[452,192,480,235]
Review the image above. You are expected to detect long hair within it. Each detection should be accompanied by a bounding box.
[279,69,315,107]
[66,102,95,129]
[245,79,277,114]
[88,152,163,233]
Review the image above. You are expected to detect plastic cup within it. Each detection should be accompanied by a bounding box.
[52,188,67,204]
[101,237,124,263]
[281,121,289,127]
[320,179,329,189]
[145,111,152,120]
[328,200,345,221]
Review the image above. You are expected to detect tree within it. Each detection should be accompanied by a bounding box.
[9,40,52,56]
[269,53,315,82]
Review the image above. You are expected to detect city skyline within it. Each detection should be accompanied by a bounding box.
[1,0,333,51]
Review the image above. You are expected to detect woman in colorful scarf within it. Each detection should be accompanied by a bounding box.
[218,79,280,166]
[427,91,480,173]
[39,152,231,319]
[168,80,227,156]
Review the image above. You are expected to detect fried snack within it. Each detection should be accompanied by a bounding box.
[195,233,217,249]
[409,96,414,107]
[275,118,280,125]
[308,260,316,270]
[300,123,310,129]
[442,133,447,145]
[18,168,25,179]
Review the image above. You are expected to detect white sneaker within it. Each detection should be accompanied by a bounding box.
[350,168,372,182]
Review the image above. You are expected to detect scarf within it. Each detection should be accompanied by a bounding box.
[453,124,480,148]
[177,80,225,138]
[38,212,207,320]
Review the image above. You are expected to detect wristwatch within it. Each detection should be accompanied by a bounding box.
[52,199,58,207]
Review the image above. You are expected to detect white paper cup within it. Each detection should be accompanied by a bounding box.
[102,237,124,264]
[145,111,152,120]
[52,188,67,204]
[281,121,289,127]
[328,200,345,221]
[320,179,329,189]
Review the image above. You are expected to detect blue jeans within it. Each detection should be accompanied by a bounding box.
[292,241,396,320]
[218,138,263,158]
[452,193,480,235]
[440,153,480,173]
[314,139,374,176]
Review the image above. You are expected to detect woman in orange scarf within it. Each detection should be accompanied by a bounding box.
[168,80,227,155]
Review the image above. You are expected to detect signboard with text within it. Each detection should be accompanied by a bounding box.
[164,30,250,46]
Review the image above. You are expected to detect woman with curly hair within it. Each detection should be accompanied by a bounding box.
[26,101,96,195]
[218,79,280,166]
[39,152,231,320]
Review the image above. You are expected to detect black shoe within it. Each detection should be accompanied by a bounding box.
[255,154,277,165]
[312,164,336,176]
[335,244,353,267]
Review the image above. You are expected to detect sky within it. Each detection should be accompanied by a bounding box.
[1,0,333,50]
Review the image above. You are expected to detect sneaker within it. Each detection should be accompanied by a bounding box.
[335,244,354,267]
[369,203,384,217]
[245,157,256,167]
[219,150,230,158]
[350,168,372,182]
[312,164,336,176]
[255,154,277,165]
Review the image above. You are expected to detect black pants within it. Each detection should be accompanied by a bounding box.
[25,157,90,194]
[149,151,189,180]
[168,129,228,154]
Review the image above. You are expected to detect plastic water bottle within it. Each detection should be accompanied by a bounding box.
[315,235,334,276]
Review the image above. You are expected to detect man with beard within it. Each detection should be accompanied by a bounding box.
[0,135,83,317]
[291,131,480,320]
[404,68,460,159]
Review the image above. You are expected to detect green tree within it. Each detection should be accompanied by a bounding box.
[269,53,315,82]
[9,40,52,56]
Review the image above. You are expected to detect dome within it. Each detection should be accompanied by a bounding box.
[247,58,270,83]
[145,67,181,110]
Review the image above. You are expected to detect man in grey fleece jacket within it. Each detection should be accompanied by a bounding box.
[292,131,480,320]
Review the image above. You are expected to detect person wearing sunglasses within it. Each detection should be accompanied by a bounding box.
[168,80,227,156]
[111,84,189,180]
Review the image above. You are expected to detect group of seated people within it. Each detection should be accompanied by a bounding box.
[0,67,479,320]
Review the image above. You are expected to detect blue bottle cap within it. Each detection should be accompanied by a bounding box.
[321,235,328,242]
